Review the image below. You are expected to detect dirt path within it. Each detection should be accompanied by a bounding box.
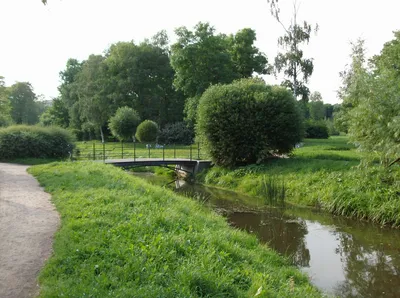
[0,163,59,298]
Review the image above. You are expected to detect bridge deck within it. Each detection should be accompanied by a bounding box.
[103,158,210,168]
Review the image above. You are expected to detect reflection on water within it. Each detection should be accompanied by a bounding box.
[133,172,400,298]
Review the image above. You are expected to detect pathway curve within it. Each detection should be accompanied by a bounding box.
[0,163,59,298]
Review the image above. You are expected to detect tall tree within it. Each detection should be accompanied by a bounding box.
[0,76,11,126]
[171,22,238,98]
[335,39,370,133]
[228,28,270,78]
[76,54,112,142]
[59,58,83,129]
[269,0,318,103]
[348,32,400,164]
[105,38,184,127]
[171,22,269,127]
[308,91,325,120]
[8,82,38,124]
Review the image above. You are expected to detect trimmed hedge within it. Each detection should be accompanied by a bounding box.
[0,125,75,160]
[135,120,159,143]
[108,107,140,141]
[197,79,303,167]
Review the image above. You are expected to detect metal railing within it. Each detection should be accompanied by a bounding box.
[72,142,203,162]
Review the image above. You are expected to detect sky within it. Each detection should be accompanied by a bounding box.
[1,0,399,104]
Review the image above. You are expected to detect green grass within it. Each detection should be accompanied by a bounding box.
[74,142,205,160]
[29,162,320,297]
[199,136,400,227]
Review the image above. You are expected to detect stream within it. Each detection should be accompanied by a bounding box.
[133,172,400,298]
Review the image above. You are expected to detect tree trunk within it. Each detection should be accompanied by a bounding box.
[100,126,105,143]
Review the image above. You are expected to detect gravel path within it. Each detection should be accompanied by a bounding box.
[0,163,59,298]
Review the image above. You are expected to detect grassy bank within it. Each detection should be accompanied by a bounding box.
[29,162,320,297]
[199,137,400,227]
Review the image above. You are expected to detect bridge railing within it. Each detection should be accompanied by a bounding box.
[72,142,204,161]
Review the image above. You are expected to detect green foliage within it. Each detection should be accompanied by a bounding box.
[171,23,269,125]
[197,79,303,167]
[39,98,70,128]
[347,32,400,164]
[158,122,194,145]
[8,82,39,124]
[135,120,159,143]
[304,120,329,139]
[200,137,400,227]
[325,119,340,136]
[269,1,318,103]
[108,107,140,141]
[0,125,75,160]
[29,162,320,297]
[0,76,12,127]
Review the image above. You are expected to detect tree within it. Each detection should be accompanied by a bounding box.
[8,82,39,124]
[59,58,83,129]
[228,28,270,78]
[40,98,70,128]
[336,39,370,133]
[308,92,325,121]
[171,23,269,98]
[269,0,318,104]
[105,38,185,127]
[108,107,140,141]
[348,32,400,164]
[135,120,159,143]
[0,76,11,126]
[171,22,237,98]
[171,23,269,128]
[76,55,111,143]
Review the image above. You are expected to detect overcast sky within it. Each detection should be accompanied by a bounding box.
[1,0,399,104]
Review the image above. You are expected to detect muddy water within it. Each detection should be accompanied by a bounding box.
[133,173,400,298]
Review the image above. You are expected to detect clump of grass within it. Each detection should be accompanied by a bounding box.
[29,162,320,297]
[259,176,285,206]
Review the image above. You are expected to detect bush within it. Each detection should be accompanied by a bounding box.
[158,122,194,145]
[108,107,140,141]
[0,125,75,160]
[197,78,303,167]
[135,120,159,143]
[305,121,329,139]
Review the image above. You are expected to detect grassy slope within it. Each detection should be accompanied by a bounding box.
[200,137,400,227]
[29,162,320,298]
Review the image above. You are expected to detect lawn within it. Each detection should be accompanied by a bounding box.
[29,162,320,297]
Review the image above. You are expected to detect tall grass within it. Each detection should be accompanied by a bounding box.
[259,176,286,206]
[29,162,320,297]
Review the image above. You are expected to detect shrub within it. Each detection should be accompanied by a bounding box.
[305,120,329,139]
[108,107,140,141]
[197,78,303,167]
[135,120,159,143]
[0,125,75,160]
[158,122,194,145]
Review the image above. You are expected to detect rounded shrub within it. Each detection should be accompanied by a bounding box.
[0,125,75,160]
[305,120,329,139]
[158,122,194,145]
[135,120,159,143]
[108,107,140,141]
[197,78,303,167]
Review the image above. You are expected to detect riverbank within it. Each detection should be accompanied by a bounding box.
[29,162,320,297]
[198,137,400,227]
